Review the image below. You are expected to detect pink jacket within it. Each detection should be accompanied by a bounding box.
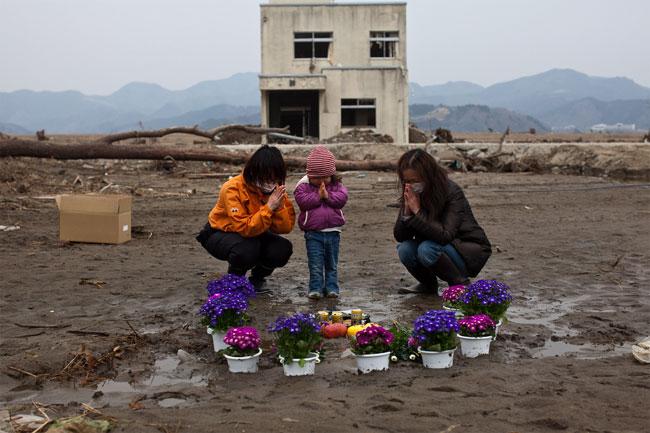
[293,176,348,231]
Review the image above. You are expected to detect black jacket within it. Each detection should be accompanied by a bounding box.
[394,179,491,277]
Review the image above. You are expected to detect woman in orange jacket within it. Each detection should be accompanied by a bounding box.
[196,145,296,292]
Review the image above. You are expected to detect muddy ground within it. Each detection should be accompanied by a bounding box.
[1,154,649,433]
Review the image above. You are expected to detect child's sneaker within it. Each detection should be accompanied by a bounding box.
[308,291,322,300]
[325,291,339,299]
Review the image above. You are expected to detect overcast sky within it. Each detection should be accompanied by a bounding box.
[1,0,648,94]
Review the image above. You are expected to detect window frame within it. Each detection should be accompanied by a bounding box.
[341,98,377,128]
[294,31,333,59]
[369,31,399,58]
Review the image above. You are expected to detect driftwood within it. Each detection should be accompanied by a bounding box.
[98,124,288,144]
[0,135,397,171]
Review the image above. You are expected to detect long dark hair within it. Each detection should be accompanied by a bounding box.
[243,145,287,186]
[397,149,449,217]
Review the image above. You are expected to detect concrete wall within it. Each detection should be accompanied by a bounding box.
[261,3,407,74]
[260,2,409,143]
[320,68,409,143]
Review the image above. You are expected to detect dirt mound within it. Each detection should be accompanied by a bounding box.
[408,125,429,143]
[323,128,394,144]
[214,125,263,145]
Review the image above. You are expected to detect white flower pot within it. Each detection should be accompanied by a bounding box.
[419,348,456,369]
[223,348,262,373]
[442,305,464,318]
[207,327,229,352]
[493,319,503,341]
[458,335,492,358]
[280,352,320,376]
[355,351,391,373]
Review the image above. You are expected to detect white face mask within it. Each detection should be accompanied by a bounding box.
[257,182,276,195]
[411,182,425,194]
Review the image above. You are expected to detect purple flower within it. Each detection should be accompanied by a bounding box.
[459,280,512,321]
[224,327,261,351]
[458,314,496,337]
[460,280,512,306]
[352,325,394,354]
[411,310,459,351]
[441,285,466,303]
[198,290,248,331]
[268,313,321,334]
[268,313,323,361]
[206,274,255,299]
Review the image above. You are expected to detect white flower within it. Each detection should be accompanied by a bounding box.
[390,355,398,362]
[409,354,416,361]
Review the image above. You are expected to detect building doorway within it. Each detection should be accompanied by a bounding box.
[268,90,319,138]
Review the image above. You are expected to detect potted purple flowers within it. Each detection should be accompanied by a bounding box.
[457,314,496,357]
[441,285,466,316]
[206,274,256,299]
[411,310,459,369]
[268,313,323,376]
[199,291,249,352]
[458,279,512,339]
[350,325,395,373]
[222,327,262,373]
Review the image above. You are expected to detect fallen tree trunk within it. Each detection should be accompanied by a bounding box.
[0,137,397,171]
[98,124,289,144]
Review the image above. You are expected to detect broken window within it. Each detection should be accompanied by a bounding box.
[294,32,333,59]
[370,31,399,58]
[341,98,376,128]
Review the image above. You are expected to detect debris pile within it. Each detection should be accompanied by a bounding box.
[323,129,394,144]
[214,125,263,145]
[408,125,429,143]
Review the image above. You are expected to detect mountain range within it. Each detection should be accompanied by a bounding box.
[1,69,649,134]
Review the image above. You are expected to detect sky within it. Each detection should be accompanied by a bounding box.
[1,0,648,94]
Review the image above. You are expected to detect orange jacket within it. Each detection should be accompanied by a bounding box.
[208,174,296,238]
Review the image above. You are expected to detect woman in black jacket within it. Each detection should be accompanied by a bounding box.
[394,149,491,294]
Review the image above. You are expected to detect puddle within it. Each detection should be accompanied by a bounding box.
[531,339,631,359]
[95,354,208,397]
[158,398,187,408]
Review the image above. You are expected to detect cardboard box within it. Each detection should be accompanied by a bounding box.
[56,194,132,244]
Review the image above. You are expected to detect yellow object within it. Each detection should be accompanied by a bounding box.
[351,309,363,325]
[347,323,376,338]
[331,311,343,323]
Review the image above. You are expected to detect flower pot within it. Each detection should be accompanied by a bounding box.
[442,305,464,318]
[419,348,456,369]
[207,327,229,352]
[355,351,391,373]
[280,352,320,376]
[458,335,492,358]
[223,348,262,373]
[493,319,503,341]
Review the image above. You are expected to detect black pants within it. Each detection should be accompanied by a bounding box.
[196,223,293,276]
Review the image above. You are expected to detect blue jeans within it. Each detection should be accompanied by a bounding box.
[397,239,467,275]
[305,231,340,295]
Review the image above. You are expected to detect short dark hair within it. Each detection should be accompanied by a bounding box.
[243,145,287,186]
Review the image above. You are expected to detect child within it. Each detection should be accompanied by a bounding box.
[294,146,348,299]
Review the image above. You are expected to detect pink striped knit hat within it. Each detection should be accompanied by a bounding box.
[306,145,336,177]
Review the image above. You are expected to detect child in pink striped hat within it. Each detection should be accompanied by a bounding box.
[293,146,349,299]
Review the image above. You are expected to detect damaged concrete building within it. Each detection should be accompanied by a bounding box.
[259,0,409,143]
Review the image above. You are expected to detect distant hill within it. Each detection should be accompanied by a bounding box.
[0,73,260,133]
[0,121,30,134]
[537,98,650,130]
[1,69,649,133]
[410,69,650,129]
[410,104,548,133]
[106,104,260,132]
